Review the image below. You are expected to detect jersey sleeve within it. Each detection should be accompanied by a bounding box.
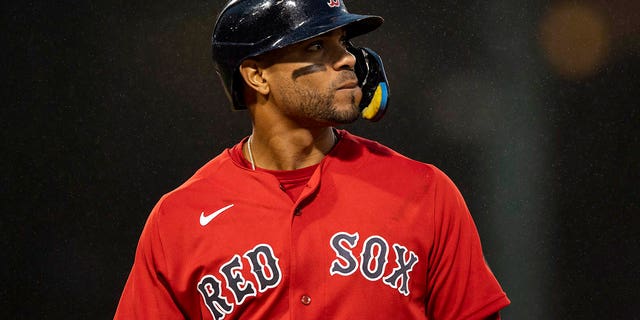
[426,168,510,319]
[114,201,185,319]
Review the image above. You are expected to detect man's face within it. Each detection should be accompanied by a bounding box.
[259,29,362,126]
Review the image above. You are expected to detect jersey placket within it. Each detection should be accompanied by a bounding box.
[287,164,327,319]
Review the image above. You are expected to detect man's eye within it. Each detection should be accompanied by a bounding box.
[308,42,323,51]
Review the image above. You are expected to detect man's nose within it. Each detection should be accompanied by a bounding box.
[333,45,357,71]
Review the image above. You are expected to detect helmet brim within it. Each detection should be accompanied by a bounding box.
[253,13,384,58]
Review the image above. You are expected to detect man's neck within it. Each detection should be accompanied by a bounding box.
[244,126,337,171]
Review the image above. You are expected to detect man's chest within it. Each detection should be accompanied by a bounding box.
[161,194,434,319]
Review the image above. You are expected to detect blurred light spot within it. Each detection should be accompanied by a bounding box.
[538,2,610,80]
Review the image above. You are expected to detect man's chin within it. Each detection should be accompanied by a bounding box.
[329,107,360,124]
[332,96,361,120]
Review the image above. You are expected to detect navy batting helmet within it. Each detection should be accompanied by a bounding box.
[212,0,384,110]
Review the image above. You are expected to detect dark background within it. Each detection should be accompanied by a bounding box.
[3,0,638,319]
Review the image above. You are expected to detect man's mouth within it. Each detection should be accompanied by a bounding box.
[337,80,359,90]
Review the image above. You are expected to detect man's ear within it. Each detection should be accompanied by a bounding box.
[239,59,270,96]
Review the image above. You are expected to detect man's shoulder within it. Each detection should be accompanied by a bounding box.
[339,130,440,173]
[335,130,457,197]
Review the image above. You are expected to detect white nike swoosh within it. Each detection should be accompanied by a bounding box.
[200,204,234,226]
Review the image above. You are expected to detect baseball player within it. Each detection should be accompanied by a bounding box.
[115,0,510,319]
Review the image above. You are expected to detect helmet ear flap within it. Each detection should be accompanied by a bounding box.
[348,44,390,122]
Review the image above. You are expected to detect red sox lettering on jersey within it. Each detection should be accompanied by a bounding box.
[329,232,419,296]
[197,244,282,320]
[197,232,419,320]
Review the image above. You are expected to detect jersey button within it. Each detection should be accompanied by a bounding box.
[300,295,312,305]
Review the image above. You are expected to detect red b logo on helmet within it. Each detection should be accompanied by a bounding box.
[327,0,340,7]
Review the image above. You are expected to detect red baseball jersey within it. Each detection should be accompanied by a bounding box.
[115,130,510,319]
